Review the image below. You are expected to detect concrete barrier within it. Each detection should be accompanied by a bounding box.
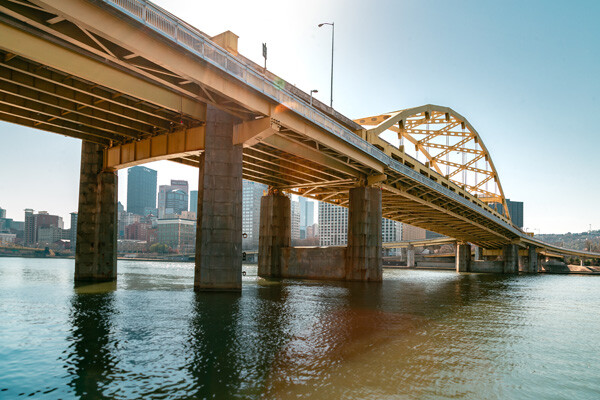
[470,260,503,273]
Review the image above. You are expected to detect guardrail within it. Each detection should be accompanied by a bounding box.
[101,0,520,237]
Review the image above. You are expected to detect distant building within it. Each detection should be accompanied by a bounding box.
[242,180,267,250]
[318,202,348,246]
[291,200,300,241]
[190,190,198,214]
[506,199,524,228]
[319,201,402,247]
[306,223,319,238]
[37,226,62,244]
[298,197,315,239]
[0,232,16,244]
[165,189,188,216]
[23,209,63,246]
[0,207,5,219]
[158,180,189,218]
[127,166,157,216]
[125,221,152,241]
[157,218,196,253]
[401,224,427,241]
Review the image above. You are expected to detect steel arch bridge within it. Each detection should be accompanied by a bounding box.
[354,105,510,219]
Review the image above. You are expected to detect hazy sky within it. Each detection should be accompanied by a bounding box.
[1,0,598,233]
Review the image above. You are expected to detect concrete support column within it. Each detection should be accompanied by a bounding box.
[75,141,117,282]
[474,246,482,261]
[527,245,539,273]
[406,245,415,268]
[258,191,291,278]
[456,243,471,272]
[195,106,243,291]
[502,244,519,273]
[345,186,382,281]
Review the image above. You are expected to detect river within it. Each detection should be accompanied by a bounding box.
[1,257,599,399]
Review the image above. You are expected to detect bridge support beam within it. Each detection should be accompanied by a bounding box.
[194,106,243,291]
[456,243,471,272]
[406,245,415,268]
[75,141,117,282]
[503,244,519,273]
[345,186,382,281]
[474,246,482,261]
[527,245,539,273]
[258,191,291,278]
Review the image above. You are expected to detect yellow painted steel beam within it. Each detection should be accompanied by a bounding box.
[0,22,205,121]
[104,126,205,170]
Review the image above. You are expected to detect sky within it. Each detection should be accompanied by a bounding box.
[0,0,599,233]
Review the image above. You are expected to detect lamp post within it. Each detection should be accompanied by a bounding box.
[310,89,318,106]
[318,22,334,108]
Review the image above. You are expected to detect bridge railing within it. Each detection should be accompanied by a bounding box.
[101,0,518,235]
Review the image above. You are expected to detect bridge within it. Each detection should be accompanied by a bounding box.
[0,0,597,289]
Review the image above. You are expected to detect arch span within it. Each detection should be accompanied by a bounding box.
[354,105,510,219]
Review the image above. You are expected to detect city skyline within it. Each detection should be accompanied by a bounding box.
[0,0,598,234]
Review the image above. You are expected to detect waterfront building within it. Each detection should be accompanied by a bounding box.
[0,232,16,244]
[157,218,196,253]
[125,221,152,241]
[37,226,62,244]
[190,190,198,214]
[242,180,267,250]
[118,212,141,238]
[127,166,157,216]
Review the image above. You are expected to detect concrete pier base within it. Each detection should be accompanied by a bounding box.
[345,186,382,281]
[527,245,539,273]
[258,191,291,278]
[75,141,117,282]
[503,244,519,273]
[407,245,415,268]
[194,106,243,291]
[456,243,471,272]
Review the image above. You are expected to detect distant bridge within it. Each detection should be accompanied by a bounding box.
[0,0,598,289]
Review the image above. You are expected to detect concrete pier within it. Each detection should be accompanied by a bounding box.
[75,141,117,282]
[406,245,415,268]
[345,186,382,281]
[527,245,539,273]
[474,246,482,261]
[456,243,471,272]
[503,244,519,273]
[194,106,243,291]
[258,191,291,278]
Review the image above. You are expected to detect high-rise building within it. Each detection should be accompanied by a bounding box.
[401,224,427,241]
[70,212,78,248]
[165,189,188,216]
[506,199,524,228]
[190,190,198,214]
[127,166,157,216]
[242,180,267,250]
[157,218,196,253]
[0,207,6,219]
[298,197,315,239]
[318,201,402,247]
[158,180,189,218]
[291,200,300,241]
[318,202,348,246]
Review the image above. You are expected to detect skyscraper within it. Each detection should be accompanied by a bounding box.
[506,199,524,228]
[291,200,300,241]
[242,180,267,250]
[158,179,189,218]
[165,189,188,216]
[70,212,78,248]
[127,166,157,216]
[24,209,35,246]
[190,190,198,214]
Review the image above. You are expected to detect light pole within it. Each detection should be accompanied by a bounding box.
[310,89,318,106]
[318,22,334,108]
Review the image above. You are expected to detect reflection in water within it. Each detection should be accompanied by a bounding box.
[2,259,600,399]
[64,282,118,399]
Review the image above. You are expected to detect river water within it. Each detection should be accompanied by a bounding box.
[1,257,599,399]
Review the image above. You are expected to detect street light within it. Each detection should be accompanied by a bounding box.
[310,89,318,106]
[318,22,334,108]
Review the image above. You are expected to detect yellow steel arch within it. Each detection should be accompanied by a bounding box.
[354,105,511,219]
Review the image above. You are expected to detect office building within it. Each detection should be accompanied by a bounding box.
[157,218,196,253]
[190,190,198,214]
[506,199,524,228]
[0,207,5,219]
[402,224,427,241]
[318,201,402,247]
[298,197,315,239]
[158,179,189,218]
[127,166,157,216]
[291,200,300,241]
[242,180,267,250]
